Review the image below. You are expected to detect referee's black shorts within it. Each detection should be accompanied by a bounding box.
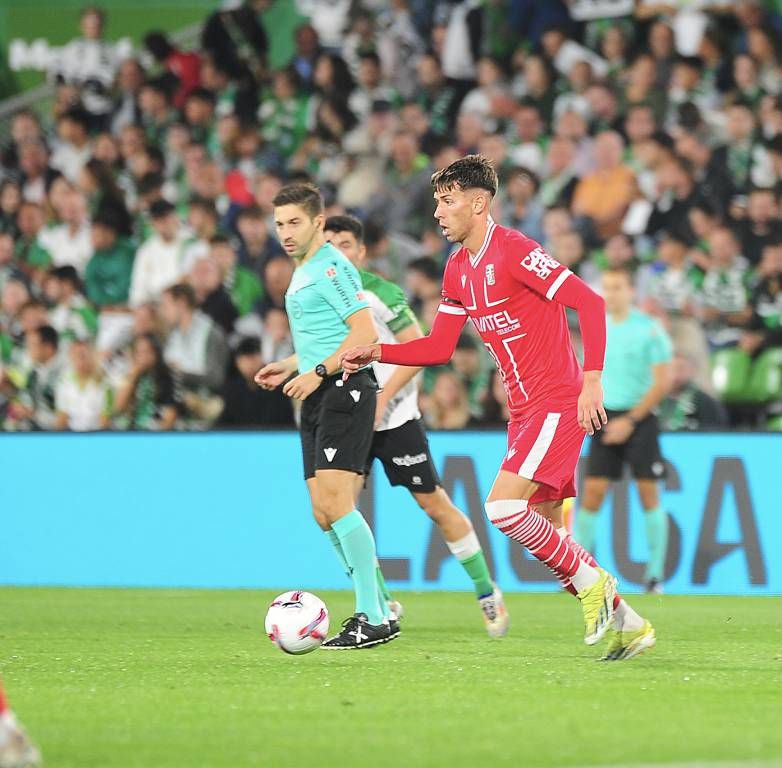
[365,417,441,494]
[300,369,377,480]
[586,409,666,481]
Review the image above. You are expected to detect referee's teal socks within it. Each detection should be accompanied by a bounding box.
[573,508,599,555]
[325,529,349,576]
[331,509,386,625]
[326,530,391,620]
[644,506,668,583]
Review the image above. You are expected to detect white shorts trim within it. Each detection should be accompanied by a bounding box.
[546,269,572,301]
[518,412,561,479]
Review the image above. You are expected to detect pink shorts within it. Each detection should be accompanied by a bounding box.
[502,407,585,504]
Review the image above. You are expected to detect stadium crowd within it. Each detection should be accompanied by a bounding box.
[1,0,781,432]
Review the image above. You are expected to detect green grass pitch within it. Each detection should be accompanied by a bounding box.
[1,588,780,768]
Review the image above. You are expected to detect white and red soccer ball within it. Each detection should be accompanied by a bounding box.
[265,591,329,655]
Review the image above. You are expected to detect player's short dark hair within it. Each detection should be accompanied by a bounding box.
[431,154,498,197]
[325,215,363,243]
[235,336,261,357]
[272,183,324,219]
[33,324,59,350]
[164,282,197,308]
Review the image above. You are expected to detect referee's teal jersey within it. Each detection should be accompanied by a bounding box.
[603,309,673,411]
[285,242,369,372]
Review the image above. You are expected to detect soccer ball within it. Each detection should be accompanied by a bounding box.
[265,591,330,655]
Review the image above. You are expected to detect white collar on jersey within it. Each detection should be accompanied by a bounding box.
[468,216,497,268]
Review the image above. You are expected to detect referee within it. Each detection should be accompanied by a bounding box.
[255,182,394,649]
[575,267,673,593]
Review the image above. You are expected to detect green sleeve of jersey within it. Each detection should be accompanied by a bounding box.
[361,271,417,334]
[317,257,369,321]
[648,320,673,365]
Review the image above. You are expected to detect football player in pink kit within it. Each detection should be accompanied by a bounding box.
[341,155,655,659]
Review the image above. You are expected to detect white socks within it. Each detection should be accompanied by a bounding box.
[446,529,482,561]
[614,599,645,632]
[570,560,600,593]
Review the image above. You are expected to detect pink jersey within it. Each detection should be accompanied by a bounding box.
[440,220,583,420]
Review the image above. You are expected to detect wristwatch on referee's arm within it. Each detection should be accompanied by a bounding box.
[315,363,328,379]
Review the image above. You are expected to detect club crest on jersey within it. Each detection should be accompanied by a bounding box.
[326,266,337,278]
[485,264,495,286]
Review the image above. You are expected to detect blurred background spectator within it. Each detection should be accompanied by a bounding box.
[0,0,780,432]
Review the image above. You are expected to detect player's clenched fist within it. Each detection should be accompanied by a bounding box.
[339,343,381,378]
[577,371,608,435]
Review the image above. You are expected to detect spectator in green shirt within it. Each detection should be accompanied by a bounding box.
[700,227,754,348]
[114,332,179,431]
[14,201,51,277]
[259,69,312,160]
[84,211,136,355]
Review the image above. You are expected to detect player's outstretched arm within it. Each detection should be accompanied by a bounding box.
[340,306,466,376]
[554,275,608,434]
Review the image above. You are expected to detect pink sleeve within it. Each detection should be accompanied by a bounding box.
[505,230,573,301]
[553,274,607,372]
[380,306,466,366]
[380,254,467,366]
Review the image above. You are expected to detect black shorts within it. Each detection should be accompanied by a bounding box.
[586,410,666,481]
[300,369,377,480]
[365,418,441,494]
